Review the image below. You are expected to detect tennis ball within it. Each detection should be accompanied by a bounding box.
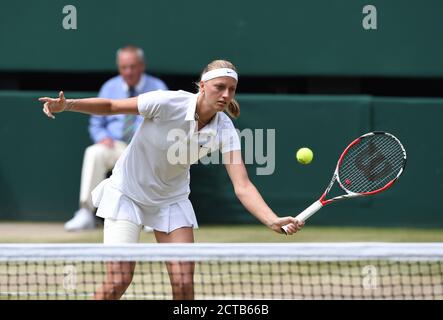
[296,147,314,164]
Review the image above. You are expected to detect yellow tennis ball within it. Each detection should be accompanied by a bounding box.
[296,147,314,164]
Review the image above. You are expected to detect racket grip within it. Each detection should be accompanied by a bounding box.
[281,200,323,234]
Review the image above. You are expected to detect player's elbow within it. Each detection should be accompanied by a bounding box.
[233,180,251,199]
[109,100,121,114]
[234,186,245,199]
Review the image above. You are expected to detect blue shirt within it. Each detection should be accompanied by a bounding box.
[89,74,168,143]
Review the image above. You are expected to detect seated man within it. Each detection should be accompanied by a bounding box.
[65,45,168,231]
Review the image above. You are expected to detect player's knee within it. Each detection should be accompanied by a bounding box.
[171,273,193,291]
[171,281,194,300]
[109,272,134,293]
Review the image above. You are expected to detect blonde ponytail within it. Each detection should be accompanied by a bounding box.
[226,98,240,118]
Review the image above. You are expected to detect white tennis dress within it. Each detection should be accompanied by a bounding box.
[92,90,241,234]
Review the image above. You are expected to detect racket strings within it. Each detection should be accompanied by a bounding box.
[338,134,405,193]
[341,136,404,191]
[346,143,401,187]
[345,138,403,188]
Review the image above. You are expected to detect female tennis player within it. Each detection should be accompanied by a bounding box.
[39,60,304,300]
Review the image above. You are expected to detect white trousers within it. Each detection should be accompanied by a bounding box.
[79,141,127,209]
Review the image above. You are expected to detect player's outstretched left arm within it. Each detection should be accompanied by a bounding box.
[224,150,304,235]
[39,91,138,119]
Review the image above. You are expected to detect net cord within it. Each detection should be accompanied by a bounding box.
[0,243,442,262]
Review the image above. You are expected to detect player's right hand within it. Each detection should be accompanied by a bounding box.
[272,217,304,235]
[38,91,66,119]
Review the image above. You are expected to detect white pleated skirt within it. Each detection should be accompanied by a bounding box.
[92,179,198,234]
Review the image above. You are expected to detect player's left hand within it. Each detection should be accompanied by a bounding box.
[38,91,67,119]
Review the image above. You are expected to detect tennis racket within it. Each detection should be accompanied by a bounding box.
[282,131,406,234]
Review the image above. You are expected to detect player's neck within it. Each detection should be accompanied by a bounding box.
[195,97,216,128]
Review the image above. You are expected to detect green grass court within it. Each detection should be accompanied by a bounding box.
[0,222,442,243]
[1,222,442,300]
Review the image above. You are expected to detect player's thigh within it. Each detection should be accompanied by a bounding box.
[155,227,195,280]
[103,218,141,244]
[154,227,194,244]
[103,218,140,282]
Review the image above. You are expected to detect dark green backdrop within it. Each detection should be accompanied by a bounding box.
[1,91,442,227]
[1,0,442,76]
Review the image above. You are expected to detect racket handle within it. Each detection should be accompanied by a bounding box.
[281,200,323,235]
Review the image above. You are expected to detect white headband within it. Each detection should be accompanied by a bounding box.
[201,68,238,82]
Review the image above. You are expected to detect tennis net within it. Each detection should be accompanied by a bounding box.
[0,243,442,300]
